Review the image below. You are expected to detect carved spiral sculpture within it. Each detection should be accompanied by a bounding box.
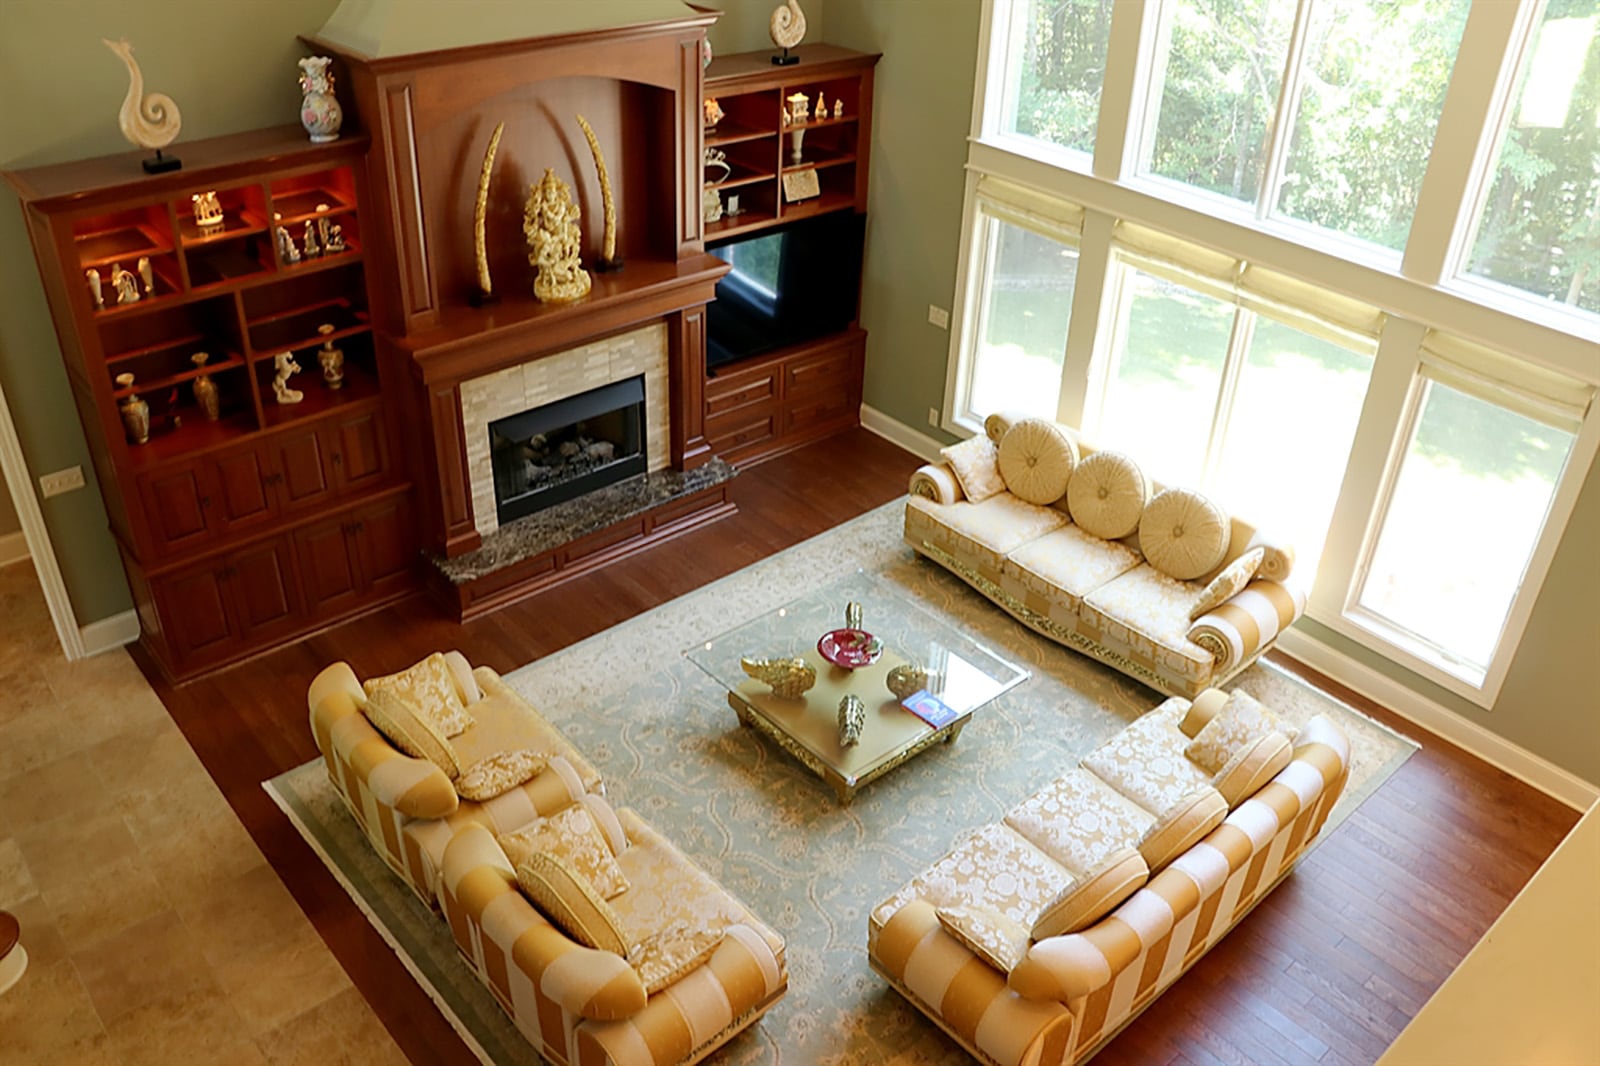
[104,39,181,150]
[769,0,807,50]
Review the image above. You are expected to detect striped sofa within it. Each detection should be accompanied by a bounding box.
[906,415,1304,700]
[868,690,1350,1066]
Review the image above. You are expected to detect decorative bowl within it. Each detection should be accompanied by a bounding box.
[818,627,882,669]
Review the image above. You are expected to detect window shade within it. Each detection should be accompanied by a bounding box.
[975,174,1085,245]
[1418,331,1594,433]
[1112,221,1386,352]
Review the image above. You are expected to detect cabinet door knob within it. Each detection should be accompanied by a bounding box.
[200,495,211,508]
[331,453,343,467]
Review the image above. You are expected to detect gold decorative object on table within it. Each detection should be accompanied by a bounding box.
[837,694,866,747]
[576,114,621,272]
[471,120,504,305]
[886,663,938,701]
[190,352,220,421]
[740,656,817,699]
[103,38,182,173]
[114,373,149,444]
[523,168,591,304]
[769,0,806,65]
[315,324,344,389]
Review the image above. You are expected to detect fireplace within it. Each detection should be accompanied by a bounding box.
[489,376,646,525]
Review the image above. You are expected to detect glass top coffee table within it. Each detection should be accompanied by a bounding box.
[685,571,1028,803]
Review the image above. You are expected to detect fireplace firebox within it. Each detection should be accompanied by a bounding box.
[488,376,647,525]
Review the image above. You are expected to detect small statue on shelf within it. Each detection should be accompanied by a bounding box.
[271,351,304,405]
[191,190,224,229]
[833,98,844,120]
[86,268,104,310]
[110,262,140,305]
[523,168,590,304]
[316,324,344,389]
[815,92,826,118]
[114,372,149,444]
[302,219,321,258]
[190,352,220,421]
[136,256,154,295]
[275,224,301,264]
[324,221,345,253]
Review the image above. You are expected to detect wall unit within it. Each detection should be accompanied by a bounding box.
[702,45,878,464]
[4,127,415,682]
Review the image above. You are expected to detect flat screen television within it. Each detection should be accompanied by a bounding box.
[706,211,866,370]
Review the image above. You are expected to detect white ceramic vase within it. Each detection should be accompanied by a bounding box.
[298,57,342,143]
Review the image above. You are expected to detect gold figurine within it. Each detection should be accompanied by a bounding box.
[472,121,504,304]
[886,663,937,700]
[740,656,817,699]
[838,694,866,747]
[576,115,620,271]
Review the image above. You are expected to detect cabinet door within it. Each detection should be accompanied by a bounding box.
[327,409,388,493]
[350,496,414,596]
[272,426,334,511]
[224,538,302,640]
[293,513,363,615]
[138,462,218,553]
[153,561,234,662]
[211,445,276,532]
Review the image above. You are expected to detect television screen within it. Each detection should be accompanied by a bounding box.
[706,211,865,370]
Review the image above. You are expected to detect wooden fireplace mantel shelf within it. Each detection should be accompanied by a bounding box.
[401,254,731,386]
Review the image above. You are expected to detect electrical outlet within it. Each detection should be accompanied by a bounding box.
[928,407,940,428]
[928,304,951,330]
[39,466,85,498]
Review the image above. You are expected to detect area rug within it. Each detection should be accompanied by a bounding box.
[266,499,1418,1064]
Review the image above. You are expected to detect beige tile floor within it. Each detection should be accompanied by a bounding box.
[0,560,406,1064]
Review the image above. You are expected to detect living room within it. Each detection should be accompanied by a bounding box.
[0,0,1596,1063]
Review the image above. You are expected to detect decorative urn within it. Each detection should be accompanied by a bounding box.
[297,57,342,143]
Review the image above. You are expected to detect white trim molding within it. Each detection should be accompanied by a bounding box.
[79,609,139,656]
[1276,627,1599,812]
[859,404,945,463]
[0,531,28,568]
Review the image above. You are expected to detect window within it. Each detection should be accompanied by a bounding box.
[966,218,1079,421]
[994,0,1116,158]
[1464,1,1600,315]
[1352,343,1584,685]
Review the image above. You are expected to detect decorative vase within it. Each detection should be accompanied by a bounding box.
[190,352,220,421]
[115,373,149,444]
[297,57,342,143]
[316,324,344,389]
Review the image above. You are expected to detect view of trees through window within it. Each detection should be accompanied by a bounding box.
[967,216,1077,420]
[1467,0,1600,313]
[1006,0,1115,154]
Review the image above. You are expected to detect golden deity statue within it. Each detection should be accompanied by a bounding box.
[522,168,591,303]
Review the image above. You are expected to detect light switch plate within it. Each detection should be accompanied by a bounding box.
[928,305,951,330]
[39,466,85,497]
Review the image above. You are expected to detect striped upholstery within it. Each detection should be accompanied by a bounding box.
[869,700,1349,1066]
[1187,580,1306,673]
[308,659,604,903]
[440,820,787,1066]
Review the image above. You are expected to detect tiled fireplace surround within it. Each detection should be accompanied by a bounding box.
[458,324,671,538]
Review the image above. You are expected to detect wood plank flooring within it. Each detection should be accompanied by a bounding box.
[139,428,1580,1066]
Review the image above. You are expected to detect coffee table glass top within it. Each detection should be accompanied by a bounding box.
[685,571,1029,799]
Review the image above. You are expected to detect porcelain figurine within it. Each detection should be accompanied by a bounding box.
[302,219,321,258]
[297,56,343,143]
[191,190,223,229]
[833,98,844,120]
[740,656,817,699]
[103,39,181,172]
[838,694,866,747]
[316,324,344,389]
[110,263,140,305]
[816,92,825,118]
[324,221,345,253]
[787,91,810,123]
[769,0,806,64]
[190,352,220,421]
[86,269,104,311]
[136,256,154,295]
[114,373,149,444]
[703,98,724,130]
[275,224,301,264]
[523,168,591,303]
[702,186,723,224]
[271,351,304,405]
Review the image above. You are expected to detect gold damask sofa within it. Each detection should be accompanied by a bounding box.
[906,413,1305,699]
[868,688,1350,1065]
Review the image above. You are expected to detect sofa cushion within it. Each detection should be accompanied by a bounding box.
[1212,731,1294,807]
[1067,450,1150,540]
[362,687,463,781]
[1135,787,1228,871]
[455,749,549,801]
[514,851,630,957]
[1080,700,1215,815]
[935,903,1032,974]
[1003,524,1143,611]
[364,653,475,739]
[874,823,1075,938]
[940,434,1006,503]
[1140,488,1232,581]
[1030,847,1148,940]
[455,673,601,795]
[1189,547,1265,620]
[998,418,1078,505]
[499,803,630,899]
[906,493,1067,575]
[1003,767,1155,878]
[1183,688,1296,776]
[1081,564,1213,676]
[625,920,727,994]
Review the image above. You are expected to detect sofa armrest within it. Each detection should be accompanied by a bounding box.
[909,462,963,505]
[441,824,648,1021]
[1008,933,1119,1002]
[308,661,458,820]
[1186,579,1306,672]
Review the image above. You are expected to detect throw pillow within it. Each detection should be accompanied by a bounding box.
[514,851,630,957]
[1030,847,1148,941]
[454,749,549,802]
[499,804,629,900]
[939,433,1006,503]
[1188,547,1266,620]
[1139,488,1231,581]
[363,653,474,739]
[441,650,483,704]
[1211,731,1294,807]
[997,418,1078,505]
[361,687,463,781]
[1257,542,1295,582]
[1136,788,1228,871]
[627,919,726,994]
[1183,689,1295,776]
[1065,450,1150,539]
[936,904,1032,974]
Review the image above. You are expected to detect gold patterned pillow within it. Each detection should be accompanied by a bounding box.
[361,686,462,780]
[455,749,549,802]
[936,904,1032,974]
[940,433,1006,503]
[998,418,1078,505]
[1183,689,1294,776]
[1136,788,1227,871]
[1066,450,1150,540]
[499,805,629,900]
[1188,547,1265,620]
[363,653,474,739]
[626,918,726,993]
[514,852,630,957]
[1031,847,1148,940]
[1139,488,1231,581]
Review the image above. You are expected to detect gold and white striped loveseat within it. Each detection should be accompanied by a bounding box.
[868,689,1349,1066]
[906,414,1305,699]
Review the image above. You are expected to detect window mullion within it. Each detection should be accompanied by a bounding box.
[1058,211,1118,428]
[1094,0,1166,182]
[1256,0,1317,222]
[1202,308,1254,488]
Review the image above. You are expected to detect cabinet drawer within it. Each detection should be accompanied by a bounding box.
[784,344,857,399]
[706,371,777,416]
[705,410,776,453]
[784,391,856,436]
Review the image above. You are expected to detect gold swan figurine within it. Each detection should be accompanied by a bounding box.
[740,656,817,699]
[103,39,181,151]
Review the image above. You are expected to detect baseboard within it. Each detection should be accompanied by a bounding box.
[0,531,27,567]
[79,609,139,656]
[1276,628,1598,811]
[859,404,945,463]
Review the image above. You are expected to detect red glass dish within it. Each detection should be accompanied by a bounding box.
[818,627,883,669]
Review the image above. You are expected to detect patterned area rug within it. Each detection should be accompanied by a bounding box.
[266,500,1417,1064]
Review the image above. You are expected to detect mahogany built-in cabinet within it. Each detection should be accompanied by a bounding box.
[701,45,878,465]
[4,128,415,681]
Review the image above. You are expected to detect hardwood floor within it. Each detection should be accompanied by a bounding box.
[140,428,1580,1066]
